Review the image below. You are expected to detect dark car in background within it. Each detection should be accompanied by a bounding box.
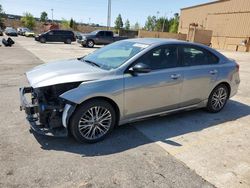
[35,30,76,44]
[0,29,3,36]
[77,30,127,48]
[5,28,18,36]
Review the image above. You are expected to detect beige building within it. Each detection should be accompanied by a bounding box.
[178,0,250,52]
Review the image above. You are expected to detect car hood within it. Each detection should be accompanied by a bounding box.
[82,34,95,37]
[26,59,108,88]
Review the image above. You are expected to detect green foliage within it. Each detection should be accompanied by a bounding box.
[169,13,179,33]
[40,11,48,22]
[21,12,35,29]
[61,18,70,29]
[144,16,157,31]
[155,17,169,32]
[125,19,130,30]
[133,22,140,30]
[0,4,5,28]
[69,18,77,30]
[144,13,179,33]
[114,14,123,31]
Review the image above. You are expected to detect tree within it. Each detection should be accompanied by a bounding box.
[144,16,157,31]
[133,22,140,30]
[169,13,179,33]
[0,4,5,28]
[21,12,35,29]
[69,18,77,30]
[40,11,48,22]
[155,17,169,32]
[61,18,69,29]
[125,19,130,30]
[114,14,123,31]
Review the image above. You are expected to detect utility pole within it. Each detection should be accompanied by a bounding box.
[51,8,54,22]
[107,0,111,30]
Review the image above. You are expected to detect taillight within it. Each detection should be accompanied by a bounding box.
[236,63,240,72]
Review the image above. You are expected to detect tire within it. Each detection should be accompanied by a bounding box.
[65,39,72,44]
[86,40,95,48]
[206,84,229,113]
[40,37,46,43]
[70,99,116,143]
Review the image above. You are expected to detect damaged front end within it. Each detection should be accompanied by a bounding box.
[19,82,81,137]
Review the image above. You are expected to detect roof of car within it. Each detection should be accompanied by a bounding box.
[126,38,190,45]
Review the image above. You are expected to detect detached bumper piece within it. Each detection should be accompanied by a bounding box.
[19,87,68,137]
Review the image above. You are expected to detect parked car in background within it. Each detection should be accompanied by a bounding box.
[25,30,35,37]
[5,28,18,36]
[35,30,76,44]
[77,30,127,48]
[17,27,31,36]
[19,38,240,143]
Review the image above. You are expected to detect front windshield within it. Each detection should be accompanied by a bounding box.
[82,41,149,70]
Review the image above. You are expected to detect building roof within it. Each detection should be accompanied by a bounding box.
[181,0,229,10]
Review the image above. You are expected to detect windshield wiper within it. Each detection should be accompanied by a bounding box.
[83,60,100,68]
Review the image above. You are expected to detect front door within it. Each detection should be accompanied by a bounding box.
[124,45,183,119]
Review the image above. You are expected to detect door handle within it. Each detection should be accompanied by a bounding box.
[171,74,181,80]
[209,70,218,75]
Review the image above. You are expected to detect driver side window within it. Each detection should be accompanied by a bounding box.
[135,45,179,70]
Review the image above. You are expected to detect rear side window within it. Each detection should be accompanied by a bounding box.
[181,46,219,66]
[106,31,113,37]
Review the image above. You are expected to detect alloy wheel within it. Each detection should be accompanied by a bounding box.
[211,87,228,110]
[78,106,112,140]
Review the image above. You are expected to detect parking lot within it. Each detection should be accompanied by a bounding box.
[0,36,250,188]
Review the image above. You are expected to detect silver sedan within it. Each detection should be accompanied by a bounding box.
[19,38,240,143]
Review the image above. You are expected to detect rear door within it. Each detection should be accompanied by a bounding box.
[96,31,106,44]
[103,31,113,44]
[179,45,220,107]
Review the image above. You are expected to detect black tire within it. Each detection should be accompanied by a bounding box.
[70,99,116,143]
[206,84,229,113]
[40,37,46,43]
[86,40,95,48]
[65,39,72,44]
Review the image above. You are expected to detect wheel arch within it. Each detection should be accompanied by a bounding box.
[213,82,231,99]
[67,96,121,130]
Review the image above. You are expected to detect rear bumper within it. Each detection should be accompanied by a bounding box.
[19,87,68,137]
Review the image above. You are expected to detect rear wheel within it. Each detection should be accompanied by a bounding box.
[206,84,229,113]
[70,100,116,143]
[86,40,95,48]
[65,39,72,44]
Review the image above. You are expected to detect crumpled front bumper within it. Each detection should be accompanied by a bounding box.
[19,87,68,137]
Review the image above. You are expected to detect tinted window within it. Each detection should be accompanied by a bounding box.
[135,45,179,70]
[181,46,219,66]
[98,31,105,36]
[106,31,113,37]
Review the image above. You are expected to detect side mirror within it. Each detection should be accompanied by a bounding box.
[129,63,151,74]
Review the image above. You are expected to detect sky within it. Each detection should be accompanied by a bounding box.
[0,0,213,26]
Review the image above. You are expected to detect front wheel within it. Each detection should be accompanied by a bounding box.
[206,84,229,113]
[40,37,46,43]
[70,100,116,143]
